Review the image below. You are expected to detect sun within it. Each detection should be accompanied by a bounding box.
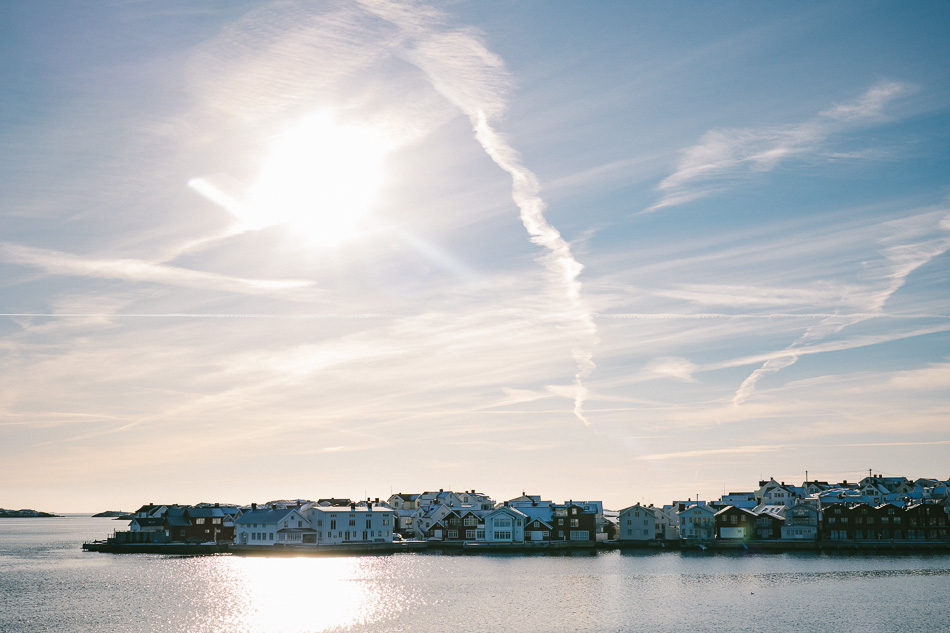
[241,112,392,246]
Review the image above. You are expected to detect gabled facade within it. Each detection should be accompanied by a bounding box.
[619,504,655,542]
[235,507,312,546]
[714,506,756,541]
[760,481,798,507]
[520,506,555,542]
[426,508,489,541]
[483,506,527,543]
[781,501,819,540]
[652,506,680,540]
[755,506,786,541]
[678,504,715,540]
[387,493,420,511]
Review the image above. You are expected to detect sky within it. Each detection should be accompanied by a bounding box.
[2,1,949,513]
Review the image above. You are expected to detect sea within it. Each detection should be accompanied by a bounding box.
[2,516,949,633]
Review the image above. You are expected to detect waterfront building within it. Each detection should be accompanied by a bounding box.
[713,506,756,541]
[234,506,313,546]
[308,503,395,544]
[551,502,598,542]
[904,502,950,540]
[652,506,680,540]
[619,504,655,542]
[678,504,715,540]
[484,506,528,543]
[781,501,819,540]
[752,505,785,539]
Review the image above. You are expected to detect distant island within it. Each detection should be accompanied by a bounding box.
[93,511,133,518]
[0,508,61,518]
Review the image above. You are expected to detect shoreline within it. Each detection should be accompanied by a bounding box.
[82,538,950,557]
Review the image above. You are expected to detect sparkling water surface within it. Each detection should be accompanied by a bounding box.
[3,517,949,632]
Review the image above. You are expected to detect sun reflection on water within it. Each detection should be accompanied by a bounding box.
[209,556,389,633]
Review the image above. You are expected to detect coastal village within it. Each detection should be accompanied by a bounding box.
[87,473,950,553]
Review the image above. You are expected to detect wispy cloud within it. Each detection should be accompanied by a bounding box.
[0,242,313,295]
[357,0,598,424]
[640,444,786,461]
[733,210,950,405]
[646,80,912,213]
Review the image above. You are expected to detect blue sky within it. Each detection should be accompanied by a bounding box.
[2,1,949,512]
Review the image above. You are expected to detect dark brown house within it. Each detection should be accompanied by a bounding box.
[551,503,597,541]
[714,506,756,541]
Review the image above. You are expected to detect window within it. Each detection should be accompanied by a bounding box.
[493,531,511,540]
[195,518,206,525]
[570,530,588,541]
[466,530,475,539]
[464,516,477,526]
[330,520,337,530]
[349,519,356,527]
[476,530,485,539]
[495,518,512,528]
[448,530,458,539]
[570,519,579,527]
[212,518,222,525]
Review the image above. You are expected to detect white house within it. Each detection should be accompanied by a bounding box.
[483,506,527,543]
[307,504,394,544]
[234,506,313,546]
[652,506,680,540]
[678,504,716,539]
[619,504,655,541]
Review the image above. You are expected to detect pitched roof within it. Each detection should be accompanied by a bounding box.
[234,508,303,525]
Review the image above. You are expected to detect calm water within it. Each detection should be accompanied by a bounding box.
[2,517,949,632]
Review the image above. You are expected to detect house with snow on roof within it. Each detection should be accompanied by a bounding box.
[234,505,313,546]
[619,504,655,542]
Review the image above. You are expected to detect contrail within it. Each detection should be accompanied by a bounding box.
[357,0,598,424]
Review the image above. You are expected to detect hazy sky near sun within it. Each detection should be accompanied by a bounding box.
[2,1,949,512]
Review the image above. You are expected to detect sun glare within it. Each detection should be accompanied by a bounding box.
[242,112,392,247]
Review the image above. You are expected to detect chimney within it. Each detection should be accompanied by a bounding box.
[439,488,443,492]
[214,503,219,508]
[350,503,356,511]
[368,502,373,511]
[251,503,257,510]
